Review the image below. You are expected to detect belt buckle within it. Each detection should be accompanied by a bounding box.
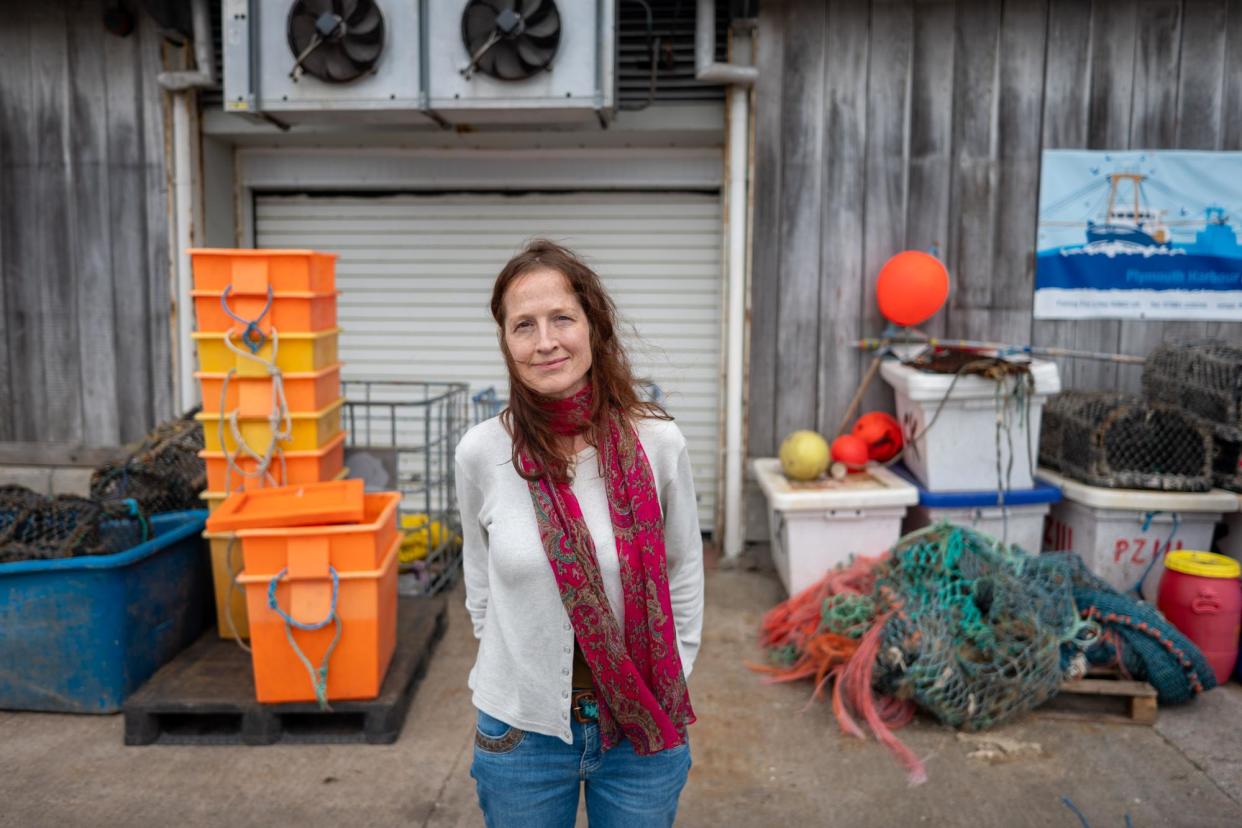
[571,689,597,723]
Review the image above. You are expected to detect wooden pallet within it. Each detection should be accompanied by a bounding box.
[123,596,447,746]
[1039,667,1158,725]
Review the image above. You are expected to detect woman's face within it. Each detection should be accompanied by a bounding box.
[501,268,593,400]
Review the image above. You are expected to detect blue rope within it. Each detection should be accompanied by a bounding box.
[121,498,149,542]
[220,285,274,354]
[267,566,341,709]
[1062,797,1091,828]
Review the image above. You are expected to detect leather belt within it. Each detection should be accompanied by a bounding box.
[571,689,598,723]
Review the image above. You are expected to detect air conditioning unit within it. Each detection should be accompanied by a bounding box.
[220,0,616,126]
[425,0,616,123]
[222,0,424,121]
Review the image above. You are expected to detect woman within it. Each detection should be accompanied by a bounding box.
[455,239,705,827]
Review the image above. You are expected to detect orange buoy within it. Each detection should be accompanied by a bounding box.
[876,251,950,327]
[830,434,870,471]
[853,412,904,462]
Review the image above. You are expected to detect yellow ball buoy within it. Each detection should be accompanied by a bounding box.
[778,430,831,481]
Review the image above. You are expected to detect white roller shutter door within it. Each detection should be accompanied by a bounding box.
[254,192,722,525]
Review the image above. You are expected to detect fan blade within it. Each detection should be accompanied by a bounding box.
[334,0,359,21]
[299,0,334,16]
[324,47,363,81]
[289,14,318,50]
[516,37,553,70]
[492,43,524,79]
[463,4,497,46]
[523,12,559,38]
[302,49,329,78]
[520,0,544,18]
[342,36,382,65]
[348,4,382,34]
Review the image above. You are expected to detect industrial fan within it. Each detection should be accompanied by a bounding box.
[460,0,561,81]
[286,0,386,83]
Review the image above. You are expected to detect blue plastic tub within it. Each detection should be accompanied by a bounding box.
[892,464,1062,554]
[0,510,210,713]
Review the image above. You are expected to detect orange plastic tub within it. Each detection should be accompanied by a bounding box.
[200,430,347,493]
[199,467,349,515]
[197,363,342,416]
[190,249,336,294]
[197,399,344,453]
[193,289,339,335]
[206,478,365,533]
[237,534,399,703]
[236,491,401,574]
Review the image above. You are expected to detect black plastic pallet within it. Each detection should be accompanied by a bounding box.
[123,596,447,746]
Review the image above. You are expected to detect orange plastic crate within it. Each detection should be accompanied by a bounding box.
[238,534,399,703]
[193,289,338,335]
[197,363,342,416]
[198,398,343,454]
[199,466,349,514]
[199,430,347,493]
[206,478,365,533]
[236,492,401,574]
[190,249,336,294]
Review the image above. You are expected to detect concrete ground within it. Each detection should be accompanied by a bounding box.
[3,556,1242,827]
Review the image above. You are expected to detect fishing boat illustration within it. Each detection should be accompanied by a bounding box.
[1085,173,1171,247]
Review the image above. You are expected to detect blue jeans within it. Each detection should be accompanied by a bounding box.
[470,708,692,827]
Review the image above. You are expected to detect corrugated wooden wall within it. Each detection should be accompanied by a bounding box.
[748,0,1242,457]
[0,1,172,446]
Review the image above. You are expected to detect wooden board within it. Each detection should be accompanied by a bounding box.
[1039,668,1159,725]
[123,597,447,746]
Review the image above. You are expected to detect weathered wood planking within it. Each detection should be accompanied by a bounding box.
[816,0,872,436]
[750,0,1242,454]
[68,0,122,445]
[747,0,786,458]
[905,0,957,340]
[1,4,43,442]
[30,5,82,443]
[1031,0,1093,389]
[0,0,172,446]
[772,0,826,440]
[857,1,913,419]
[1116,0,1187,391]
[141,16,174,429]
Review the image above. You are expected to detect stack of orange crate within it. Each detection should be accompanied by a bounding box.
[189,249,345,640]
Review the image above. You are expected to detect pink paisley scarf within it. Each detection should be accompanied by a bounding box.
[520,385,694,755]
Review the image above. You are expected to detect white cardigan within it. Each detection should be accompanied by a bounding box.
[455,414,705,744]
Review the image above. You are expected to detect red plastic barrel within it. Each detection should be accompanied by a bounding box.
[1157,551,1242,684]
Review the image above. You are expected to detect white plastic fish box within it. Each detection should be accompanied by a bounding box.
[880,358,1062,492]
[1038,468,1237,598]
[894,465,1062,555]
[752,459,919,596]
[1217,495,1242,563]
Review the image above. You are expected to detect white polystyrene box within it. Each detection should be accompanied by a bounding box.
[1217,497,1242,563]
[752,459,919,596]
[904,502,1053,557]
[1038,468,1237,597]
[880,358,1061,492]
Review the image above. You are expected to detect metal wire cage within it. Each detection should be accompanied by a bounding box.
[1143,341,1242,490]
[1038,391,1213,492]
[342,381,469,595]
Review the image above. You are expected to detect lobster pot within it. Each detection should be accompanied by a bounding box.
[1143,341,1242,491]
[752,459,919,596]
[1039,468,1235,597]
[879,358,1061,492]
[1039,392,1213,492]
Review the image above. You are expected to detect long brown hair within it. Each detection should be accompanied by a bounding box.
[490,239,670,481]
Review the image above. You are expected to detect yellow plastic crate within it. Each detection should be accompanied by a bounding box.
[205,531,249,640]
[192,328,340,377]
[197,401,344,454]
